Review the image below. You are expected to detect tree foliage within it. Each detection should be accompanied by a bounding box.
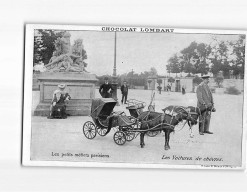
[179,42,211,75]
[168,77,175,83]
[33,30,65,66]
[157,78,162,86]
[167,54,181,76]
[149,67,158,77]
[96,67,162,88]
[230,35,245,78]
[210,41,231,78]
[166,35,245,79]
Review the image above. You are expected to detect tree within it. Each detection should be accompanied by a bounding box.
[167,54,180,77]
[180,42,211,75]
[194,43,211,75]
[214,75,224,88]
[230,35,245,78]
[149,67,158,77]
[168,77,175,84]
[33,33,43,65]
[166,64,171,76]
[210,41,231,78]
[157,78,162,86]
[33,30,65,66]
[180,41,198,75]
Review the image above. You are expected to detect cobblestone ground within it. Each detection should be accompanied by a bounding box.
[30,89,244,167]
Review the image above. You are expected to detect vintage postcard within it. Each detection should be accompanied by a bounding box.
[22,24,246,169]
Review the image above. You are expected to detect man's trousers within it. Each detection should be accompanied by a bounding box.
[121,93,128,104]
[199,111,211,133]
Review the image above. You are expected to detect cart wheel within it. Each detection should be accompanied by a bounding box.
[83,121,96,139]
[146,131,160,137]
[97,127,108,136]
[125,131,135,141]
[113,131,126,145]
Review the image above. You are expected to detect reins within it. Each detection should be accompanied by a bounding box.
[166,106,188,132]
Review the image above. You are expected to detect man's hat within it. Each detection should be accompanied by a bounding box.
[58,84,66,89]
[201,75,210,79]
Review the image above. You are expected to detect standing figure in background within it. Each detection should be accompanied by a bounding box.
[157,85,162,94]
[182,85,186,95]
[121,81,129,104]
[47,84,71,119]
[99,77,114,98]
[167,82,171,92]
[196,75,216,135]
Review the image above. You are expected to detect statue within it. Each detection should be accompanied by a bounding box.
[72,39,85,57]
[60,31,71,54]
[45,31,88,72]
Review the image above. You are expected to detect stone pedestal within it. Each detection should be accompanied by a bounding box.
[34,72,98,116]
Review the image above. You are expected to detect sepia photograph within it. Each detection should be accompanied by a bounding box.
[22,24,246,169]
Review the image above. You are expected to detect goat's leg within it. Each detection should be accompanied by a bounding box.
[164,130,169,150]
[187,121,194,138]
[167,130,171,149]
[164,130,171,150]
[140,133,145,148]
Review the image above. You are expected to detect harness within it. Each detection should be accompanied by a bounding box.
[166,106,196,134]
[169,106,189,132]
[165,106,187,129]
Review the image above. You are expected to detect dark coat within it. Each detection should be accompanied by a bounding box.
[196,82,214,108]
[50,92,71,118]
[99,83,113,98]
[121,85,128,95]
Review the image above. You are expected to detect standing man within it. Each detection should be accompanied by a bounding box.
[196,75,215,135]
[99,77,114,98]
[121,81,128,104]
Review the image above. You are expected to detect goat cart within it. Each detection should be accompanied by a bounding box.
[83,98,170,147]
[82,98,137,145]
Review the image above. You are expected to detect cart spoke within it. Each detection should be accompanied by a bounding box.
[83,121,96,139]
[113,131,126,145]
[97,127,108,136]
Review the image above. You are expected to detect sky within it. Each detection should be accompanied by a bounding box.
[68,30,240,76]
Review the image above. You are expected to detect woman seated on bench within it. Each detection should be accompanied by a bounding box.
[47,84,71,119]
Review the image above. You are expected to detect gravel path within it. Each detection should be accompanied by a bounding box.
[30,89,244,167]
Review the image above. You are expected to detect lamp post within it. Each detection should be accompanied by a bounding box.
[112,32,118,104]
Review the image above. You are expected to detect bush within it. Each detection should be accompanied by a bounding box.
[157,78,162,85]
[168,77,175,83]
[225,86,241,95]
